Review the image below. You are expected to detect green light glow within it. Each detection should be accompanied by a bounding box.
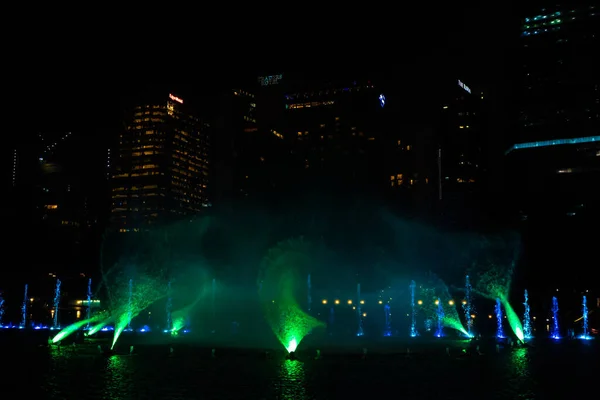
[475,261,524,341]
[258,238,325,352]
[420,279,469,336]
[51,314,105,343]
[87,318,112,336]
[110,277,167,349]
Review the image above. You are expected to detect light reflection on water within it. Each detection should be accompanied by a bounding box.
[8,342,597,399]
[278,359,307,400]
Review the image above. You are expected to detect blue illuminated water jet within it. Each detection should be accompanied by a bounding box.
[495,298,504,338]
[383,303,392,336]
[523,289,532,339]
[550,296,560,339]
[435,298,444,338]
[165,281,172,331]
[20,284,28,328]
[410,280,418,337]
[126,279,133,330]
[53,279,61,329]
[329,306,335,327]
[579,296,590,340]
[0,293,5,326]
[86,279,92,329]
[463,275,472,337]
[356,283,364,336]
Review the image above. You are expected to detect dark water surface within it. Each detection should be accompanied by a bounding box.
[5,340,598,399]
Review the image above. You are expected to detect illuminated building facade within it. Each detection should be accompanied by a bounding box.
[110,93,210,231]
[507,3,600,218]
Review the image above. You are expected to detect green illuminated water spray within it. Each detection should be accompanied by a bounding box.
[52,314,106,343]
[258,238,325,352]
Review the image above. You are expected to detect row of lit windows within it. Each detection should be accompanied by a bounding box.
[287,100,335,109]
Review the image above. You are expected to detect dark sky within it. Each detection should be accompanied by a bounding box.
[10,2,518,144]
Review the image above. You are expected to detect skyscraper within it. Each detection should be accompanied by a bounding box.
[110,93,210,231]
[507,3,600,218]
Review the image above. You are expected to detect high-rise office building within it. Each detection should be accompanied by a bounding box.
[110,93,210,231]
[507,3,600,218]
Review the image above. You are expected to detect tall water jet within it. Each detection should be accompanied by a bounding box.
[0,293,4,326]
[307,274,312,312]
[86,278,92,329]
[523,290,532,339]
[20,284,28,328]
[410,280,418,337]
[550,296,560,339]
[383,303,392,336]
[435,298,444,337]
[126,279,133,330]
[53,279,61,329]
[165,281,172,331]
[495,298,504,338]
[580,295,590,340]
[356,283,364,336]
[463,275,472,337]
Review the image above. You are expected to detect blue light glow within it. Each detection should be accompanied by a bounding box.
[505,136,600,155]
[379,94,385,108]
[495,298,504,339]
[550,297,560,339]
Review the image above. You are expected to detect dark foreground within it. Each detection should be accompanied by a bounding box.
[4,339,598,400]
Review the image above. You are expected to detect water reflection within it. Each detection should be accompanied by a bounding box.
[510,347,531,378]
[277,359,307,400]
[104,355,130,400]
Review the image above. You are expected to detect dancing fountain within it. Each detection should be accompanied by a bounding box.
[410,280,418,337]
[463,275,472,337]
[523,290,532,339]
[435,298,444,337]
[52,279,61,329]
[20,284,28,328]
[550,296,560,339]
[495,298,504,339]
[356,283,364,337]
[579,296,590,340]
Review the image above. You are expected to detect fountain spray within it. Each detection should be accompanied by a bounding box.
[410,280,418,337]
[86,279,92,329]
[20,284,28,328]
[356,283,364,336]
[523,289,532,339]
[580,295,589,340]
[550,296,560,339]
[435,298,444,337]
[307,274,312,312]
[495,298,504,338]
[127,279,133,330]
[165,281,172,331]
[463,275,472,337]
[53,279,61,329]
